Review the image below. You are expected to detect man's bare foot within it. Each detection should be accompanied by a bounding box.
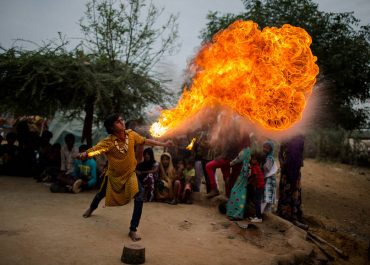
[129,231,141,242]
[82,208,93,218]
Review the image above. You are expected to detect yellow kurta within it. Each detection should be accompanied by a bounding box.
[86,130,146,206]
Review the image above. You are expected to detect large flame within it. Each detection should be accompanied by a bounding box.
[150,20,319,137]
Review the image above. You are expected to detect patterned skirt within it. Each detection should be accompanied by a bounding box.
[226,174,248,220]
[277,172,303,221]
[263,176,277,204]
[141,173,157,202]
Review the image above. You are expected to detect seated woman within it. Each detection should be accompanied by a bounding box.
[136,148,159,202]
[156,152,176,202]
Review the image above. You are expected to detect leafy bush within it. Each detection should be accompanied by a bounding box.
[304,128,369,167]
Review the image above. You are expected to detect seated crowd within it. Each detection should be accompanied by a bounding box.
[133,129,304,226]
[149,132,278,224]
[0,122,305,225]
[0,128,101,194]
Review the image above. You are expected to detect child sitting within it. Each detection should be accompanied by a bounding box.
[51,144,97,193]
[182,158,195,204]
[71,144,98,193]
[168,159,185,205]
[248,153,265,223]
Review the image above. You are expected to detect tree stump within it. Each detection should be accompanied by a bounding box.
[121,243,145,264]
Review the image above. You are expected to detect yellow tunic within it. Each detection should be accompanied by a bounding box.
[86,130,146,206]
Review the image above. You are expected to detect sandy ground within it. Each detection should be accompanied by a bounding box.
[300,160,370,265]
[0,159,369,265]
[301,160,370,240]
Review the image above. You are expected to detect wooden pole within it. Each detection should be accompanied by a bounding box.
[308,231,348,260]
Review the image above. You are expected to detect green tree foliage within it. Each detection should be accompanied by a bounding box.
[199,0,370,130]
[0,0,179,145]
[80,0,179,72]
[78,0,179,144]
[0,44,93,117]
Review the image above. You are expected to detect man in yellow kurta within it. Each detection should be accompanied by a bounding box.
[79,113,173,241]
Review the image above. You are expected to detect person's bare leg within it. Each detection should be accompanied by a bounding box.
[169,181,180,204]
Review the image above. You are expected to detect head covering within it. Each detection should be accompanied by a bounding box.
[159,152,175,181]
[264,140,274,157]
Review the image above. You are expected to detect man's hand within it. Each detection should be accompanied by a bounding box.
[164,140,174,147]
[77,152,88,160]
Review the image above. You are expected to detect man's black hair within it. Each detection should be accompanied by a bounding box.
[64,133,75,142]
[79,144,88,153]
[143,147,155,163]
[104,113,121,134]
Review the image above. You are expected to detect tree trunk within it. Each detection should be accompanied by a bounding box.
[121,244,145,264]
[82,96,95,147]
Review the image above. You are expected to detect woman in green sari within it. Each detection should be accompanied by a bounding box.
[226,136,251,220]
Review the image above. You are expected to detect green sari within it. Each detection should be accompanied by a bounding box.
[226,147,251,220]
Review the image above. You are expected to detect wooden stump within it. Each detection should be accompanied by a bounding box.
[121,243,145,264]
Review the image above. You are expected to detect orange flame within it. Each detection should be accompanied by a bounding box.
[150,20,319,137]
[186,137,196,150]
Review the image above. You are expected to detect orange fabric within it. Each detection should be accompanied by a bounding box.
[86,130,146,206]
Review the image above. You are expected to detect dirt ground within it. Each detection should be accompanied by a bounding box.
[0,159,369,265]
[302,159,370,240]
[300,159,370,265]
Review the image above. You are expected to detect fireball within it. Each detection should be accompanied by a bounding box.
[150,20,319,137]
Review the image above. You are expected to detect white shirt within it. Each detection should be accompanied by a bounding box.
[60,145,79,174]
